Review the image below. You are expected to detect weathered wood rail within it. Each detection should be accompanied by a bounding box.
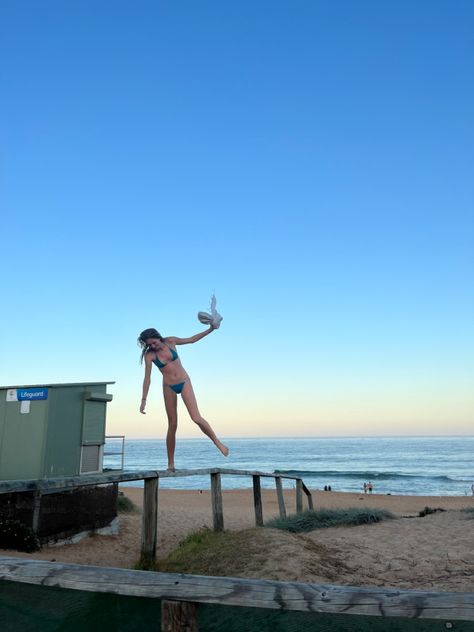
[0,468,313,563]
[0,557,473,629]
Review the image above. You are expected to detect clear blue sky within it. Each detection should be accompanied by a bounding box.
[1,1,473,438]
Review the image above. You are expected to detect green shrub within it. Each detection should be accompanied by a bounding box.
[418,506,446,517]
[117,494,137,513]
[265,508,394,533]
[0,519,40,552]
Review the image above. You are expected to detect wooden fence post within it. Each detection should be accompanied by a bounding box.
[252,475,263,526]
[31,490,42,533]
[296,479,303,513]
[302,482,314,510]
[275,476,286,519]
[210,472,224,531]
[141,476,159,565]
[161,600,198,632]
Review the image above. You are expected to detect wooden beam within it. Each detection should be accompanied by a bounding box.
[141,477,159,565]
[158,468,300,480]
[275,477,286,519]
[295,479,303,514]
[0,468,302,495]
[1,557,474,621]
[302,482,313,510]
[206,468,300,480]
[161,600,198,632]
[252,475,263,527]
[0,471,161,494]
[210,472,223,531]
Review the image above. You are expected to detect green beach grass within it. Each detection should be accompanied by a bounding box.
[265,507,394,533]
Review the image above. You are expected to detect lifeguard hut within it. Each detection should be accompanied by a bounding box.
[0,381,117,543]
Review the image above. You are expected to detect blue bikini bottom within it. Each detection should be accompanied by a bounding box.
[168,381,186,394]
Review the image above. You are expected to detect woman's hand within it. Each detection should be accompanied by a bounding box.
[140,399,146,414]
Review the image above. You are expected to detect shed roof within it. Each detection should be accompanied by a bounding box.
[0,381,115,389]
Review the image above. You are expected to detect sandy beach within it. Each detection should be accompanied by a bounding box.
[3,487,474,592]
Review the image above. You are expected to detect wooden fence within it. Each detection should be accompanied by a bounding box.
[0,468,313,563]
[1,472,473,630]
[1,556,473,631]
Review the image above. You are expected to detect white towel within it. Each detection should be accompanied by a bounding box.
[198,294,223,329]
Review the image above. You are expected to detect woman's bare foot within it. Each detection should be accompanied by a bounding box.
[167,464,176,472]
[215,441,229,457]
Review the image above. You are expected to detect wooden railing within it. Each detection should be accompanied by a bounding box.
[0,557,473,630]
[1,472,473,629]
[0,468,313,563]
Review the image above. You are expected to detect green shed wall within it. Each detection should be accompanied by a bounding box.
[43,386,85,477]
[0,394,48,480]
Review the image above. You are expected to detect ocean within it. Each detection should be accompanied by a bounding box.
[104,436,474,496]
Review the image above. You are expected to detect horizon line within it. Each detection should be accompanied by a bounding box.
[109,434,474,441]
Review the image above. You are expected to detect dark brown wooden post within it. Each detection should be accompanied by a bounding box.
[302,482,314,510]
[31,490,42,533]
[275,476,286,519]
[252,475,263,526]
[210,472,223,531]
[161,600,198,632]
[296,479,303,513]
[141,476,159,565]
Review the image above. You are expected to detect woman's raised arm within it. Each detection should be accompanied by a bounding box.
[168,326,215,346]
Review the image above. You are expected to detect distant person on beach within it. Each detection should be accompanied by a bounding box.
[363,482,368,494]
[368,481,373,493]
[472,483,474,496]
[138,325,229,470]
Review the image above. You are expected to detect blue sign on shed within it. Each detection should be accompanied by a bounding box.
[17,388,49,401]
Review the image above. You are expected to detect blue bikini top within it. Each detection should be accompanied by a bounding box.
[152,346,179,369]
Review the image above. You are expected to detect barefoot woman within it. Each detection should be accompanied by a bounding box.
[138,326,229,470]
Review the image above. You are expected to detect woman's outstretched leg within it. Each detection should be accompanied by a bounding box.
[181,381,229,457]
[163,385,178,470]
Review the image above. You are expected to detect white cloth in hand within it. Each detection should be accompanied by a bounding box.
[198,294,223,329]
